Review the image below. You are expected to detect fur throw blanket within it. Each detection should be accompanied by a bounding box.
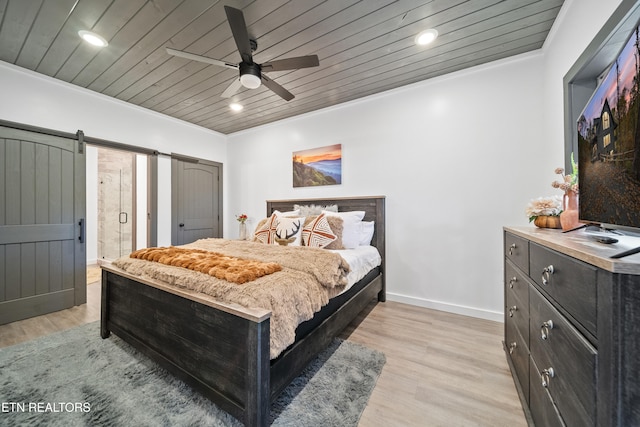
[112,239,350,359]
[129,246,282,284]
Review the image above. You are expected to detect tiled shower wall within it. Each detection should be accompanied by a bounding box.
[98,147,134,261]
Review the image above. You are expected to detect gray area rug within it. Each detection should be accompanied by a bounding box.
[0,322,384,426]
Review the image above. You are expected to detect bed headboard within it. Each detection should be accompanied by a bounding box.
[266,196,386,294]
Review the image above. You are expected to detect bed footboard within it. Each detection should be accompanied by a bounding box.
[101,268,271,426]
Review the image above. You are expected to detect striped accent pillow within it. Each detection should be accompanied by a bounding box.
[302,213,337,248]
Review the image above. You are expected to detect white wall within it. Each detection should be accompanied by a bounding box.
[0,61,228,246]
[227,52,546,321]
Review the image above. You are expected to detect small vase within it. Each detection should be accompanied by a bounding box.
[560,190,580,231]
[239,222,247,240]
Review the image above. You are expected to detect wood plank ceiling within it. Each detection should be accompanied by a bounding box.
[0,0,564,135]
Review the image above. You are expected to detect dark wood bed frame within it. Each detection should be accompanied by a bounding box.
[100,196,385,426]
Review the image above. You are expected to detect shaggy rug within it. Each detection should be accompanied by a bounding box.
[0,322,385,426]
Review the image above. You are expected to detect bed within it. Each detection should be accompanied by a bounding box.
[100,196,385,426]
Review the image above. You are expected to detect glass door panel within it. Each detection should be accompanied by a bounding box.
[98,147,135,261]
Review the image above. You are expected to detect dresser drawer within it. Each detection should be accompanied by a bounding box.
[530,286,596,426]
[505,232,529,274]
[505,259,529,310]
[529,243,597,336]
[506,319,529,404]
[529,356,566,427]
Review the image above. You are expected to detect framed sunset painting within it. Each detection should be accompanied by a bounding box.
[292,144,342,187]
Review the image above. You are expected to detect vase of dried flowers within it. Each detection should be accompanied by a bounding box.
[560,190,580,231]
[552,154,580,231]
[237,214,248,240]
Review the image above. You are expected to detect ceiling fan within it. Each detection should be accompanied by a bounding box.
[166,5,320,101]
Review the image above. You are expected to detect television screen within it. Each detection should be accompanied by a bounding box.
[577,21,640,232]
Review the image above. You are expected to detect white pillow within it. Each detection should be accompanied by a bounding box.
[358,221,375,246]
[273,216,305,246]
[321,210,365,249]
[273,209,300,217]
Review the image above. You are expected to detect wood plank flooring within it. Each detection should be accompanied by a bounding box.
[0,281,526,426]
[339,301,527,426]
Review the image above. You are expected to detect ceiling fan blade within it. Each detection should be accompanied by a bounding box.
[224,6,253,64]
[166,48,237,70]
[261,74,294,101]
[220,78,243,98]
[261,55,320,72]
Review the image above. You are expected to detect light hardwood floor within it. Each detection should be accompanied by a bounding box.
[0,281,526,426]
[340,301,527,426]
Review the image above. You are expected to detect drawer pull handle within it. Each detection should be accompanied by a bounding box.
[541,320,554,340]
[541,367,555,388]
[508,342,517,355]
[542,265,554,285]
[509,276,517,288]
[508,305,517,317]
[508,243,516,256]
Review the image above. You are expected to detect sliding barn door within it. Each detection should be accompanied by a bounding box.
[172,157,221,245]
[0,125,85,325]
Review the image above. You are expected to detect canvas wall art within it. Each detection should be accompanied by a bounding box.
[292,144,342,187]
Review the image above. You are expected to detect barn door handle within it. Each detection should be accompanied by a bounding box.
[78,218,85,243]
[119,212,128,224]
[179,223,185,227]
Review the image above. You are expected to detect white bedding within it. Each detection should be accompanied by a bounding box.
[330,245,382,290]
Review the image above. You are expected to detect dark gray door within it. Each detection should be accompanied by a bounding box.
[172,157,221,245]
[0,125,86,325]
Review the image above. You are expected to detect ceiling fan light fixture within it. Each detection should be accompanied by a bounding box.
[240,73,261,89]
[239,62,261,89]
[78,30,108,47]
[415,29,438,46]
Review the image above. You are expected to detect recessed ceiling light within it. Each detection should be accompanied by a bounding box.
[415,29,438,46]
[78,30,108,47]
[229,103,244,112]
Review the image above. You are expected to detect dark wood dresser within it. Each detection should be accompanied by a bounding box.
[503,226,640,426]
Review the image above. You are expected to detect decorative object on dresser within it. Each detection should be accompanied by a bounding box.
[551,154,580,231]
[503,226,640,426]
[533,215,562,229]
[526,196,563,229]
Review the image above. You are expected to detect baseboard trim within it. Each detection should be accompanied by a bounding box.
[386,292,503,322]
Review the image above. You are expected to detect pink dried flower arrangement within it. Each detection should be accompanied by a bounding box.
[551,153,579,194]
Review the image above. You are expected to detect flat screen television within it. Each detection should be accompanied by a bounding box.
[577,17,640,257]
